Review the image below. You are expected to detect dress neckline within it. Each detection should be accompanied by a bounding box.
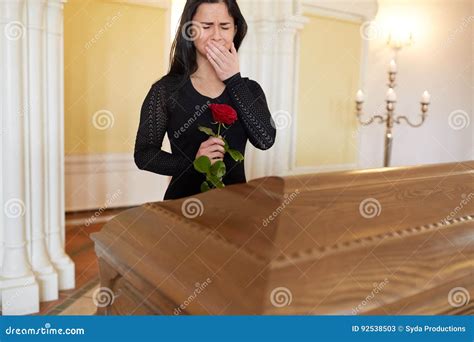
[188,76,227,101]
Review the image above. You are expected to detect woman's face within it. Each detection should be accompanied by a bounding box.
[190,2,236,57]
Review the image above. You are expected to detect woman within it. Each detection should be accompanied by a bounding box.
[134,0,276,200]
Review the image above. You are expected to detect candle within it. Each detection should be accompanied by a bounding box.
[389,59,397,73]
[386,88,397,102]
[421,90,431,103]
[356,90,364,102]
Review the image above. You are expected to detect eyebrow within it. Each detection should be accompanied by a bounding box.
[200,22,232,25]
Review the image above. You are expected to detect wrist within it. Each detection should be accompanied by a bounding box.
[223,72,242,87]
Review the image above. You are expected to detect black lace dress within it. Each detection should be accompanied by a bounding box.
[134,72,276,200]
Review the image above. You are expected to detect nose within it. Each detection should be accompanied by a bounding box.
[211,25,223,41]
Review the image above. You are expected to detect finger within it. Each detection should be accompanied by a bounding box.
[201,139,212,148]
[205,146,225,156]
[211,137,225,146]
[231,42,237,55]
[206,45,225,67]
[207,52,223,72]
[211,42,232,59]
[208,152,224,160]
[208,145,225,153]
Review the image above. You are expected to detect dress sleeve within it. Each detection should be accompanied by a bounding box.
[223,73,276,150]
[134,82,193,177]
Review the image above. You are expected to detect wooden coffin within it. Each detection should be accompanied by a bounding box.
[91,161,474,315]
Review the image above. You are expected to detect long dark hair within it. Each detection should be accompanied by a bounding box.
[167,0,248,78]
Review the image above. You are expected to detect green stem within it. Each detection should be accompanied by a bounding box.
[217,123,221,137]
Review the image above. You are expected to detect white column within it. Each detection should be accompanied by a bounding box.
[44,0,74,291]
[0,0,40,315]
[239,0,307,180]
[0,1,5,271]
[26,0,59,302]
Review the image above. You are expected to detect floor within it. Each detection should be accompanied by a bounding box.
[34,207,130,315]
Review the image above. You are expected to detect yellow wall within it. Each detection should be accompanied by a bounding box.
[296,14,362,167]
[64,0,168,154]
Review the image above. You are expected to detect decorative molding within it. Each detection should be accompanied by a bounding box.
[300,0,378,22]
[105,0,171,9]
[65,153,137,174]
[271,214,474,269]
[288,0,379,175]
[65,153,170,212]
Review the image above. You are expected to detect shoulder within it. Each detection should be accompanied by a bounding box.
[150,73,187,94]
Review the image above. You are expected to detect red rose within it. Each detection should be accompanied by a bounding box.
[209,104,238,126]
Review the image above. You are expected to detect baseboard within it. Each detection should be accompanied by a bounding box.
[65,153,170,212]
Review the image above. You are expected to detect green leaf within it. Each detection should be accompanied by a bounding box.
[200,181,211,193]
[221,137,230,152]
[207,175,225,189]
[194,156,211,174]
[227,149,244,162]
[198,126,216,137]
[210,160,226,178]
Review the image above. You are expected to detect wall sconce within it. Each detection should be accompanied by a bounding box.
[387,31,414,51]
